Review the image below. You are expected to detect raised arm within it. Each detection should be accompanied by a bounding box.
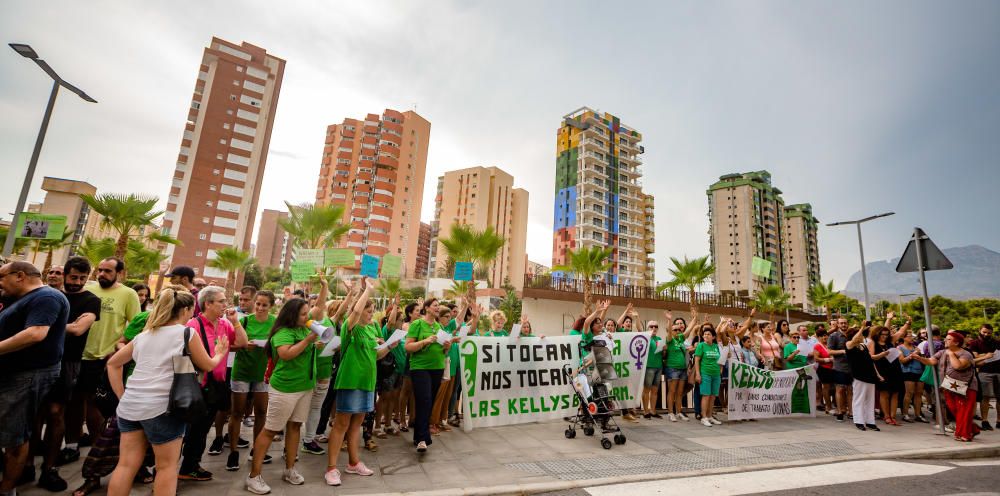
[616,303,634,328]
[346,278,373,330]
[310,274,330,321]
[847,326,867,350]
[583,300,610,333]
[890,313,912,342]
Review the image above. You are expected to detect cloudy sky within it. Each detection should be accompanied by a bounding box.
[2,1,998,288]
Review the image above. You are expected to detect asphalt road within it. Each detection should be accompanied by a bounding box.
[538,459,1000,496]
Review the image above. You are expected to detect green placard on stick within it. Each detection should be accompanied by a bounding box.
[381,254,402,278]
[296,249,324,268]
[324,248,356,267]
[290,261,315,282]
[16,213,67,240]
[751,256,773,278]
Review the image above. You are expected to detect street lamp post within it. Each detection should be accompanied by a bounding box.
[3,43,96,258]
[827,212,895,321]
[897,293,917,315]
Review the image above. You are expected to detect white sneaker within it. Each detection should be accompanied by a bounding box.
[416,441,427,453]
[668,413,677,422]
[709,416,722,425]
[678,413,690,421]
[282,467,304,485]
[701,417,713,427]
[246,475,271,494]
[324,468,342,486]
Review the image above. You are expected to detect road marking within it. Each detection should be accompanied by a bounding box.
[950,460,1000,467]
[583,460,953,496]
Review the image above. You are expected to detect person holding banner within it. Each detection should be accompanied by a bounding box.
[869,324,904,426]
[913,330,980,442]
[662,312,696,422]
[570,300,610,359]
[245,299,316,494]
[784,335,808,370]
[430,302,462,434]
[226,290,276,471]
[449,300,482,427]
[487,310,509,336]
[694,324,723,427]
[756,321,783,371]
[404,299,453,453]
[641,321,665,419]
[325,278,394,486]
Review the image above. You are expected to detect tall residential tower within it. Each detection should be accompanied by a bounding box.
[314,110,430,277]
[782,203,821,309]
[162,37,285,284]
[552,107,654,287]
[430,166,528,288]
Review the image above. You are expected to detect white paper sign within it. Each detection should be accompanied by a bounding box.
[510,324,522,336]
[435,330,452,344]
[227,351,236,367]
[377,329,407,350]
[655,339,665,353]
[319,336,341,356]
[885,348,901,363]
[984,350,1000,364]
[797,341,814,357]
[457,325,472,338]
[251,339,268,348]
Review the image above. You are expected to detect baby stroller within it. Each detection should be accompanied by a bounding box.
[563,338,626,449]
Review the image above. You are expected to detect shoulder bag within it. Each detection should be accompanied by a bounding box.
[168,327,208,421]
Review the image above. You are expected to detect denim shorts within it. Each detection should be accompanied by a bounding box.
[118,412,187,445]
[699,374,721,396]
[643,368,662,387]
[0,365,60,448]
[231,380,269,393]
[664,367,688,381]
[335,389,374,414]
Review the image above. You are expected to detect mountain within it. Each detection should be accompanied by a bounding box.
[842,245,1000,300]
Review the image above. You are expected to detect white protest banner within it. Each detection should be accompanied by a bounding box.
[727,363,818,420]
[458,332,650,431]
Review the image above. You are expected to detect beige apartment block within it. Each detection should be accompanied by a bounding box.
[315,109,430,278]
[783,203,821,309]
[430,166,528,289]
[707,171,786,297]
[161,37,285,286]
[255,209,294,271]
[23,177,97,266]
[415,222,431,278]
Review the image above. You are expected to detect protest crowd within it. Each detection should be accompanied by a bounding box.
[0,257,997,495]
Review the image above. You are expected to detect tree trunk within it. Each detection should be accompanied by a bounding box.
[583,280,593,314]
[688,288,697,319]
[44,248,54,272]
[226,272,236,297]
[115,233,129,280]
[825,307,831,322]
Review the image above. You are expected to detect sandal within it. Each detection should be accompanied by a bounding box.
[73,478,101,496]
[437,423,452,432]
[135,466,155,484]
[375,428,387,439]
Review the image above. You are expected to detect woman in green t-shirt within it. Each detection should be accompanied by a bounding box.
[487,310,508,336]
[694,325,722,427]
[431,302,462,433]
[663,311,698,422]
[246,299,317,494]
[394,302,422,434]
[404,298,453,453]
[324,279,394,486]
[642,320,666,419]
[227,290,276,471]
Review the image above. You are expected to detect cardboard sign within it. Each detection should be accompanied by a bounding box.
[454,261,474,281]
[296,249,324,268]
[324,248,356,267]
[360,254,380,278]
[290,261,314,282]
[381,254,402,277]
[16,213,66,240]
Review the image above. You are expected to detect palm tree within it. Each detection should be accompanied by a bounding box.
[807,280,837,321]
[77,236,166,281]
[437,224,505,293]
[78,237,115,278]
[498,288,522,327]
[655,255,715,316]
[376,277,402,298]
[38,231,74,271]
[552,246,613,313]
[751,284,792,324]
[279,201,350,249]
[207,247,256,295]
[444,280,476,300]
[80,193,174,259]
[0,226,31,258]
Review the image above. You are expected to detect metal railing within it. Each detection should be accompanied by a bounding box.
[524,273,753,310]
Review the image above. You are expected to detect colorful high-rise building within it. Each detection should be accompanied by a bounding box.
[162,37,285,284]
[782,203,821,309]
[552,107,653,287]
[314,110,430,277]
[430,166,528,288]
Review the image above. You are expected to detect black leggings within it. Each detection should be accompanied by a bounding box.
[409,369,442,446]
[316,372,338,436]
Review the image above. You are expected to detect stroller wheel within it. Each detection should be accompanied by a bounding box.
[601,438,613,450]
[583,426,595,436]
[564,428,576,439]
[614,434,626,445]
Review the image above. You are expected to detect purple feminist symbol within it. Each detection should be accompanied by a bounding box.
[629,335,649,370]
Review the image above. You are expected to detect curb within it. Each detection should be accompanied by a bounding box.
[370,442,1000,496]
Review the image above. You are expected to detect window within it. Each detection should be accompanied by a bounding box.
[221,185,244,197]
[217,44,251,60]
[233,79,240,86]
[246,66,268,79]
[230,138,253,151]
[195,250,203,257]
[199,233,207,240]
[216,153,223,160]
[224,169,247,181]
[209,185,217,191]
[236,66,243,72]
[217,201,240,213]
[212,169,220,175]
[210,233,235,245]
[243,80,265,93]
[202,217,209,223]
[219,138,227,145]
[223,123,230,130]
[237,109,259,122]
[213,216,238,229]
[234,123,256,137]
[239,94,261,107]
[227,154,250,166]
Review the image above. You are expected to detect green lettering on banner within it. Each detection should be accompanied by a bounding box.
[324,248,355,267]
[290,261,314,282]
[296,249,324,268]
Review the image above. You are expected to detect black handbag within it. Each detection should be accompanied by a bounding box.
[167,327,207,422]
[93,368,119,418]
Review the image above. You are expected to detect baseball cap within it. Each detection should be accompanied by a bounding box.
[165,266,196,280]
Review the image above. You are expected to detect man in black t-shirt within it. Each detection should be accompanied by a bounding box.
[969,323,999,431]
[0,261,70,495]
[36,257,101,490]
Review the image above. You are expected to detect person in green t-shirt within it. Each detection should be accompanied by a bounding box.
[569,299,611,359]
[446,299,480,428]
[394,301,423,435]
[246,298,317,492]
[373,296,405,438]
[487,310,509,336]
[430,302,461,433]
[642,321,665,419]
[663,311,698,422]
[694,325,722,427]
[325,278,393,485]
[404,298,454,453]
[784,334,808,370]
[300,275,334,456]
[226,290,276,471]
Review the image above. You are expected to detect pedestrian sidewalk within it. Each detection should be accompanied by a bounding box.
[24,414,1000,496]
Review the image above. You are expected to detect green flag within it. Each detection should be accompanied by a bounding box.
[751,256,773,278]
